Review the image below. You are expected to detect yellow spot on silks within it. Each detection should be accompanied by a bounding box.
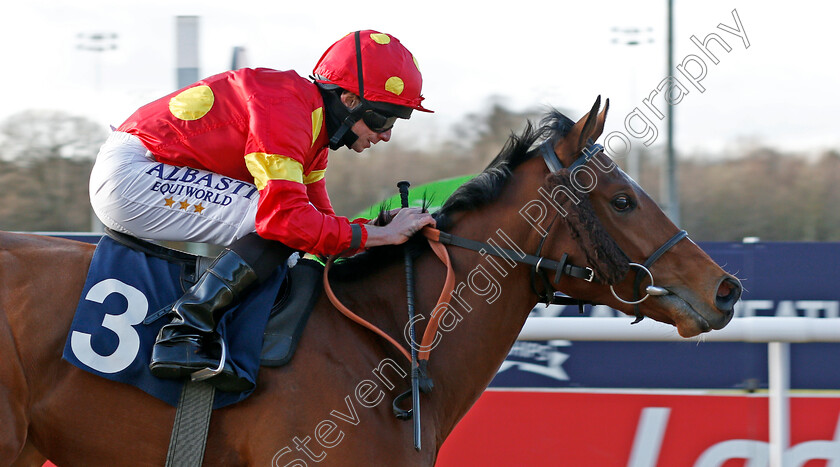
[370,33,391,45]
[311,107,323,147]
[244,153,304,190]
[385,76,404,96]
[304,169,325,185]
[169,85,214,121]
[413,55,420,71]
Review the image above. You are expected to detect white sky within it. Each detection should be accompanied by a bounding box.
[1,0,838,156]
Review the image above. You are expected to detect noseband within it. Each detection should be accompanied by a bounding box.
[610,229,688,323]
[538,139,688,321]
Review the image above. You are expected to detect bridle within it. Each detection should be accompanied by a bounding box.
[324,137,691,368]
[426,139,606,310]
[323,133,688,434]
[322,132,692,434]
[423,139,598,309]
[611,229,688,323]
[538,139,689,322]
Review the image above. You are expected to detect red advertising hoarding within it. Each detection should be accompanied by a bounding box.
[437,390,840,466]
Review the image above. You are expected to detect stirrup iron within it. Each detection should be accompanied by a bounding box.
[190,339,227,382]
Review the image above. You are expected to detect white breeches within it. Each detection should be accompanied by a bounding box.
[89,131,259,246]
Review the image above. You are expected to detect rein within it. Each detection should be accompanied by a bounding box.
[322,228,455,364]
[322,224,594,365]
[324,139,691,361]
[321,137,689,422]
[322,139,604,365]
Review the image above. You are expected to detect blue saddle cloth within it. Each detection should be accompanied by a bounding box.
[62,235,285,409]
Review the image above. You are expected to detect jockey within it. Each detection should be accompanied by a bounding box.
[89,30,436,390]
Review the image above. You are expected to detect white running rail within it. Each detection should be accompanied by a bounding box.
[516,317,840,467]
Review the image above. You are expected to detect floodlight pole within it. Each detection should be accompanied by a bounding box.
[77,32,118,234]
[610,26,654,183]
[664,0,680,226]
[77,32,118,93]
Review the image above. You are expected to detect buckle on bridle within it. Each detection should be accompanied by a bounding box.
[583,267,594,282]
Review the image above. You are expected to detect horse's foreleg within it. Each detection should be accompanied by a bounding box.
[0,319,29,466]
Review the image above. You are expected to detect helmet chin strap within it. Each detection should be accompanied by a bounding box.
[316,31,375,150]
[328,30,370,151]
[330,116,360,150]
[317,85,362,150]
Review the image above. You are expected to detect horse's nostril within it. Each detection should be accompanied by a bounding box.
[717,281,733,298]
[715,277,742,312]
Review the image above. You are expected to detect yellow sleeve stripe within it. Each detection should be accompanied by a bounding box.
[304,169,325,185]
[244,152,303,190]
[311,107,324,147]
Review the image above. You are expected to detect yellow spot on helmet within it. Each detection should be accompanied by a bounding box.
[370,33,391,45]
[169,85,214,121]
[385,76,404,96]
[413,55,420,71]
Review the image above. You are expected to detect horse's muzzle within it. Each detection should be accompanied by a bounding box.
[714,276,742,315]
[688,276,741,333]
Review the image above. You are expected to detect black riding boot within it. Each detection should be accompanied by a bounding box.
[149,233,295,391]
[149,248,258,387]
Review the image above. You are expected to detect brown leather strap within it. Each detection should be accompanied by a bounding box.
[418,227,454,361]
[324,256,411,362]
[323,226,454,364]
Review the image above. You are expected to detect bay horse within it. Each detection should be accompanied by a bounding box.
[1,97,740,466]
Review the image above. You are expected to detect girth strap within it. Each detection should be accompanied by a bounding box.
[165,381,215,467]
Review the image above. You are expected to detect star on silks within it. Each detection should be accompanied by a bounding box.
[179,200,191,210]
[164,197,175,207]
[193,203,205,214]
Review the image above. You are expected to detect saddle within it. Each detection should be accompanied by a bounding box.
[105,228,321,368]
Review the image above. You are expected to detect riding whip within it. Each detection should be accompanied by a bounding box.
[398,180,422,451]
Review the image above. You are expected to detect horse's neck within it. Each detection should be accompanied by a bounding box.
[415,220,541,443]
[327,210,545,446]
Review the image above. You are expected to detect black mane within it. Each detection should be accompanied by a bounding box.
[435,110,575,230]
[329,109,576,280]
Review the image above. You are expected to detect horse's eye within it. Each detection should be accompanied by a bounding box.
[612,194,633,212]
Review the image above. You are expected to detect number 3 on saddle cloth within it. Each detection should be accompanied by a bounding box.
[62,231,321,409]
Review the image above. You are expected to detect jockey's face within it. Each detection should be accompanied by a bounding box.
[340,92,394,153]
[348,119,392,153]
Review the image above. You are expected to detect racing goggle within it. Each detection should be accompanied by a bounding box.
[361,108,398,133]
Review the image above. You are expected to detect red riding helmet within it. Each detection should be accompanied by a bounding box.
[313,30,432,115]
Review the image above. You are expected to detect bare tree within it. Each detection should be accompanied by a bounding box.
[325,98,541,217]
[0,110,107,231]
[4,105,840,242]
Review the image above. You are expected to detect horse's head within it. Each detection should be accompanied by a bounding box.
[538,96,741,337]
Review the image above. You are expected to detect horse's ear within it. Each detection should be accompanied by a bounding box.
[576,96,601,152]
[553,96,602,166]
[591,98,610,141]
